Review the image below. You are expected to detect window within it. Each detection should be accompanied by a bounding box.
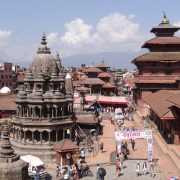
[1,75,4,79]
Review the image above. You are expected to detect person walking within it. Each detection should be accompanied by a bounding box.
[80,148,85,162]
[66,151,71,166]
[135,162,141,176]
[116,162,121,177]
[150,161,156,178]
[96,164,100,179]
[131,139,135,151]
[100,142,104,153]
[119,153,125,169]
[142,161,148,175]
[56,166,60,179]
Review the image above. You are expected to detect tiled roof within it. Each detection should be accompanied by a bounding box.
[167,93,180,108]
[143,90,180,119]
[83,67,102,73]
[53,139,79,152]
[82,78,105,85]
[102,82,116,88]
[73,81,81,87]
[76,86,90,91]
[142,37,180,48]
[96,62,110,68]
[97,72,111,78]
[132,52,180,63]
[76,115,98,124]
[0,94,16,111]
[134,75,178,84]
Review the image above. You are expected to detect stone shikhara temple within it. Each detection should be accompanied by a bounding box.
[0,125,28,180]
[11,33,74,158]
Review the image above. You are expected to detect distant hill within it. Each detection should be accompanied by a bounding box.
[62,51,145,70]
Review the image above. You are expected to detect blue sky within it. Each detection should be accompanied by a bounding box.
[0,0,180,67]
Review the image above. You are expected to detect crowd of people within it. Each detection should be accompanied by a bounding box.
[135,161,156,177]
[56,148,93,180]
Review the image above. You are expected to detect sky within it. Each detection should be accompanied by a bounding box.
[1,0,180,68]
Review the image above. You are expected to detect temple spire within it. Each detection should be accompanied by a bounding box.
[37,32,51,54]
[0,125,18,161]
[161,11,169,25]
[56,51,62,69]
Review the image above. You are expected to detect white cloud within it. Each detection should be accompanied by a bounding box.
[47,12,146,57]
[0,12,148,64]
[174,21,180,36]
[0,30,12,47]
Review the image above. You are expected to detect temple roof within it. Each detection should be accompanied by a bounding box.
[167,93,180,108]
[97,72,111,78]
[143,90,180,119]
[0,94,16,111]
[31,33,57,78]
[53,139,79,152]
[133,75,179,84]
[132,52,180,63]
[83,67,102,73]
[76,115,98,124]
[150,13,180,37]
[96,61,110,68]
[142,37,180,48]
[81,78,105,85]
[102,82,116,88]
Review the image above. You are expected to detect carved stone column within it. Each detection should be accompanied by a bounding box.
[40,131,42,143]
[63,129,66,139]
[32,131,34,143]
[24,131,26,144]
[56,130,58,142]
[48,132,51,145]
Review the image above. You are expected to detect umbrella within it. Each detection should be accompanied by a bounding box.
[98,167,106,178]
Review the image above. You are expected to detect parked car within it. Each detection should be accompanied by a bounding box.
[114,108,124,124]
[20,155,48,179]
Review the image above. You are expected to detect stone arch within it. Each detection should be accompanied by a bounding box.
[42,130,48,142]
[26,130,32,142]
[42,105,48,118]
[36,84,42,91]
[34,130,40,142]
[51,130,56,142]
[34,106,40,117]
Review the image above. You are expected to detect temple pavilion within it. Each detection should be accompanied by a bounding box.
[11,34,74,159]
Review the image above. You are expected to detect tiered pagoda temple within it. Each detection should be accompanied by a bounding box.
[11,34,74,159]
[132,14,180,115]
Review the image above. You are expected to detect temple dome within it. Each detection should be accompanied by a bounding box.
[31,33,57,78]
[0,86,11,94]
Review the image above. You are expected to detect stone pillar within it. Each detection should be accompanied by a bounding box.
[20,130,22,141]
[16,129,18,140]
[27,107,29,117]
[62,107,64,116]
[63,129,65,139]
[47,107,50,118]
[69,129,72,140]
[40,131,42,143]
[55,108,58,118]
[52,108,54,118]
[32,131,34,143]
[13,128,15,139]
[48,132,51,145]
[56,130,58,142]
[40,108,42,118]
[24,131,26,144]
